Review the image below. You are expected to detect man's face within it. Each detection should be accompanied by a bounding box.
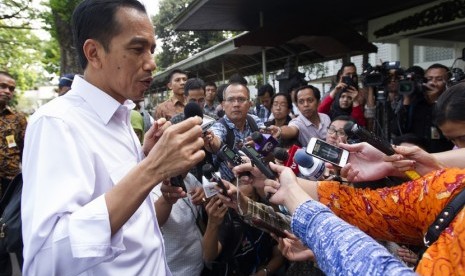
[259,92,272,110]
[424,68,448,102]
[326,120,348,146]
[186,88,206,107]
[271,95,289,120]
[222,84,250,122]
[296,88,319,119]
[338,92,353,109]
[205,85,217,102]
[168,73,188,96]
[339,65,357,83]
[0,74,16,105]
[97,7,156,103]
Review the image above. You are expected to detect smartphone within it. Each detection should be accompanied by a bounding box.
[306,138,349,167]
[341,75,356,88]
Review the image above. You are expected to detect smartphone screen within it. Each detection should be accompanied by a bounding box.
[306,138,349,167]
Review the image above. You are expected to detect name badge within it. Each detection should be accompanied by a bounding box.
[6,135,17,148]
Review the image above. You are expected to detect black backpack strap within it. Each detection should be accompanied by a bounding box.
[423,187,465,247]
[218,117,235,149]
[246,114,259,132]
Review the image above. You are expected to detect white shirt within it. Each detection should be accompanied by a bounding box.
[153,174,204,276]
[22,76,171,276]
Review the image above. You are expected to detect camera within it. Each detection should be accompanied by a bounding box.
[361,61,402,87]
[341,75,357,88]
[398,70,426,96]
[448,67,465,87]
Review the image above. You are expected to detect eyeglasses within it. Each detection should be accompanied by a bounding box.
[327,127,346,137]
[225,97,248,104]
[0,83,15,92]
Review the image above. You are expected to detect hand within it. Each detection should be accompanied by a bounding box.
[397,246,418,266]
[263,163,299,206]
[144,117,205,181]
[215,179,238,208]
[205,195,228,227]
[338,142,399,182]
[161,180,186,205]
[384,145,442,176]
[189,187,206,206]
[143,118,170,156]
[266,125,281,139]
[273,230,315,262]
[232,161,268,189]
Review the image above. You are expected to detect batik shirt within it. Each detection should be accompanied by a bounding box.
[318,168,465,275]
[0,106,27,180]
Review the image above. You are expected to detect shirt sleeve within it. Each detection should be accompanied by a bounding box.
[317,168,465,245]
[351,105,366,126]
[22,117,125,275]
[317,95,333,114]
[291,200,416,275]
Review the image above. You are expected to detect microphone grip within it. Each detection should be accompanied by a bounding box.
[354,128,420,180]
[170,175,187,192]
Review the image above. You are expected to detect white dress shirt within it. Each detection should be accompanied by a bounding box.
[22,76,171,276]
[153,174,204,276]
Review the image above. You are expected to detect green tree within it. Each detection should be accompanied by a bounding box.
[0,0,49,91]
[153,0,227,70]
[45,0,82,75]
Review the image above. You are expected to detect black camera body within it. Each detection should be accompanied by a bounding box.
[361,61,402,88]
[398,72,426,96]
[341,75,356,88]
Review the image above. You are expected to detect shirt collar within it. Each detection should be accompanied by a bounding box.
[71,76,135,125]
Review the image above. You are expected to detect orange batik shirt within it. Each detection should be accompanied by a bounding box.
[318,168,465,275]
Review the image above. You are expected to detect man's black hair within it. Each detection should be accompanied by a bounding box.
[257,83,275,97]
[294,85,321,103]
[166,69,188,84]
[184,78,205,96]
[72,0,147,70]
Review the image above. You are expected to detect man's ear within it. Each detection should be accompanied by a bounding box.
[83,39,104,69]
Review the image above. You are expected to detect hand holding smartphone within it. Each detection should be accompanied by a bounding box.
[306,138,349,167]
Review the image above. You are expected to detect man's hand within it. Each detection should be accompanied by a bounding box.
[273,230,315,262]
[144,117,205,182]
[232,161,268,189]
[160,180,186,205]
[189,187,206,206]
[143,118,170,156]
[205,195,228,227]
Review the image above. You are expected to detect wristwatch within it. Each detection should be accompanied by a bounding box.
[262,267,268,275]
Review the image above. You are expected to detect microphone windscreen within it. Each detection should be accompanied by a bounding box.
[251,131,263,143]
[294,149,314,168]
[202,163,214,179]
[343,121,356,137]
[273,147,289,162]
[184,102,204,119]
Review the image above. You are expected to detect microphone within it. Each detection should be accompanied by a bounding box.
[284,144,301,175]
[251,131,278,156]
[294,149,325,180]
[343,121,420,180]
[202,164,229,198]
[184,102,215,133]
[273,147,288,165]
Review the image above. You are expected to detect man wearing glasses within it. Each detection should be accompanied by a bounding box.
[205,82,264,181]
[0,70,27,275]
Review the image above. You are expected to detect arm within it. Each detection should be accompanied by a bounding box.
[154,180,186,226]
[202,196,228,262]
[263,164,416,276]
[317,93,334,114]
[279,125,299,140]
[255,246,285,276]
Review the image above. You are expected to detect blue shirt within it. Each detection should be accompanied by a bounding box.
[210,115,264,180]
[291,200,416,275]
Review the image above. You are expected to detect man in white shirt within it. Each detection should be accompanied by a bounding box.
[21,0,205,275]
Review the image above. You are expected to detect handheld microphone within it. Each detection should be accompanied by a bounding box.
[251,131,278,157]
[273,147,288,165]
[284,144,301,175]
[343,121,420,180]
[202,164,229,198]
[294,149,325,180]
[184,102,215,133]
